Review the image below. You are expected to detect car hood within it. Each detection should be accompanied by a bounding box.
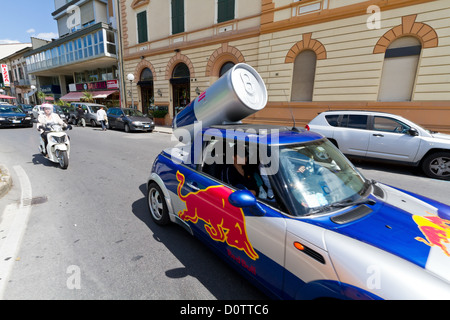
[127,116,153,122]
[0,112,27,117]
[431,132,450,141]
[329,184,450,282]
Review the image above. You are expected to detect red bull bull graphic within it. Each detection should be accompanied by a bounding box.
[413,214,450,257]
[176,171,259,261]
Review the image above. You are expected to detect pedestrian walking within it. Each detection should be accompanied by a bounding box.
[97,106,108,131]
[76,106,86,127]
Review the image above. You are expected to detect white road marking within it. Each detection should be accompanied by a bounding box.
[0,166,32,299]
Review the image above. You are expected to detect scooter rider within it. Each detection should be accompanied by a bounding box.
[37,103,69,156]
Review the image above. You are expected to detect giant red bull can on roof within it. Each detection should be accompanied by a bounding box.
[173,63,267,136]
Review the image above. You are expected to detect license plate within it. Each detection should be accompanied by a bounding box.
[12,120,21,124]
[144,125,150,128]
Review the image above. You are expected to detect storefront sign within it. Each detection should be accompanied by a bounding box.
[75,80,119,91]
[107,80,119,89]
[1,64,10,87]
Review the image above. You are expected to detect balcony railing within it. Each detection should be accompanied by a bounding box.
[25,22,117,74]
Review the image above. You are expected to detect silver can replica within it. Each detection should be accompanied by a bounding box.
[173,63,267,137]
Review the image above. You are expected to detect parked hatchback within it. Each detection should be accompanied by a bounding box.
[107,108,154,133]
[307,110,450,180]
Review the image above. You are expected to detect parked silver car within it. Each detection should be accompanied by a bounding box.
[307,110,450,180]
[70,102,107,127]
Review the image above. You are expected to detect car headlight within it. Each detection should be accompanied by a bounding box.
[132,121,142,126]
[25,117,31,120]
[0,117,5,121]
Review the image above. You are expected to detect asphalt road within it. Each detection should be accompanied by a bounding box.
[0,124,449,300]
[0,124,266,300]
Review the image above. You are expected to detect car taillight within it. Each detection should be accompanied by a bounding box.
[305,124,310,131]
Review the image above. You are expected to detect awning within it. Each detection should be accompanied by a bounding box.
[60,91,118,101]
[0,94,15,99]
[92,90,117,99]
[60,92,85,102]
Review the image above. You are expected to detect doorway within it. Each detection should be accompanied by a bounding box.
[138,68,154,115]
[171,63,190,116]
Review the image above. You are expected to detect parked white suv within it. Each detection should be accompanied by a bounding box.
[306,110,450,180]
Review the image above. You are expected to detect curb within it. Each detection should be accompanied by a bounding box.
[153,126,173,134]
[0,165,12,199]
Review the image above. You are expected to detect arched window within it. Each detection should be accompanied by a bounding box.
[378,37,422,101]
[140,68,153,81]
[291,50,317,102]
[172,63,190,79]
[219,62,235,77]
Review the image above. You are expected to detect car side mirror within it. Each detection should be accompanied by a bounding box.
[408,128,418,136]
[228,190,266,216]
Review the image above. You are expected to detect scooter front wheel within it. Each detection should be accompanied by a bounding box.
[57,150,69,169]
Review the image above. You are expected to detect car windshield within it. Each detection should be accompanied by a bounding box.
[90,106,105,112]
[276,140,368,216]
[0,106,22,114]
[20,105,33,111]
[123,109,145,117]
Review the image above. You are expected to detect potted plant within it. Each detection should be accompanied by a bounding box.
[151,106,168,126]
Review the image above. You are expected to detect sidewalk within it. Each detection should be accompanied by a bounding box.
[153,125,173,134]
[0,165,12,199]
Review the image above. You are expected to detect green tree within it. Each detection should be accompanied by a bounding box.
[37,91,46,104]
[81,91,94,103]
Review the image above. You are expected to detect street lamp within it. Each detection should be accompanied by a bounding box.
[127,73,135,109]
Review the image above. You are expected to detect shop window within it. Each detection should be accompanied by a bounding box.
[291,50,317,102]
[378,37,422,101]
[137,11,148,43]
[171,63,190,115]
[172,0,185,35]
[140,68,154,115]
[218,0,235,23]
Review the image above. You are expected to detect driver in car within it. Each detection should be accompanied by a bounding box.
[37,103,68,156]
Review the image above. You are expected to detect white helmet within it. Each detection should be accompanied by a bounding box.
[42,103,53,110]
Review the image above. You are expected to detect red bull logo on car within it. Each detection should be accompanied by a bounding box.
[176,171,259,261]
[413,214,450,257]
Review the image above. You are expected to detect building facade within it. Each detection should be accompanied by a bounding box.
[121,0,450,132]
[0,43,33,100]
[24,0,121,106]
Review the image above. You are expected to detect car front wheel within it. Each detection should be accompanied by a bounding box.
[422,152,450,180]
[147,182,170,225]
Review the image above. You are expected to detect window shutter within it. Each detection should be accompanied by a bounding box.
[378,37,421,102]
[291,50,317,102]
[218,0,235,23]
[137,11,148,43]
[172,0,185,34]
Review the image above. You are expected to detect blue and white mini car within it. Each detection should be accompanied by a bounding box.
[146,64,450,300]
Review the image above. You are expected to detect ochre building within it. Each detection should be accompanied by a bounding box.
[120,0,450,133]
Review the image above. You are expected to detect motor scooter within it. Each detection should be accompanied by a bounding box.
[38,123,72,169]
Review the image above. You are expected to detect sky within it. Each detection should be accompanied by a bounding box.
[0,0,59,44]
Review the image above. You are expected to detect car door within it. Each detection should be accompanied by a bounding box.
[116,109,126,129]
[333,114,370,157]
[172,139,287,297]
[366,115,420,162]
